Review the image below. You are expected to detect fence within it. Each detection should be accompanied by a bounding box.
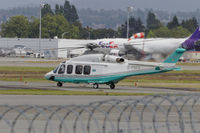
[0,94,200,133]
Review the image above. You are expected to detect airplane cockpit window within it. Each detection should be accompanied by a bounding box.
[53,65,59,73]
[67,65,73,74]
[58,64,65,74]
[75,65,83,74]
[83,65,91,75]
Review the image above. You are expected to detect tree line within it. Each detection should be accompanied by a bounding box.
[0,0,199,39]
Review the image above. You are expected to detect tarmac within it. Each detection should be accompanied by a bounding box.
[0,57,200,133]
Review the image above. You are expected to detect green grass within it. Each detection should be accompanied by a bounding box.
[0,89,155,96]
[0,66,54,72]
[169,70,200,74]
[0,78,49,82]
[177,62,200,66]
[122,79,200,83]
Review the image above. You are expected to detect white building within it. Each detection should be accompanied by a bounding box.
[0,38,90,58]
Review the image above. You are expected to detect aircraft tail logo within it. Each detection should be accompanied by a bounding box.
[128,32,145,41]
[181,26,200,51]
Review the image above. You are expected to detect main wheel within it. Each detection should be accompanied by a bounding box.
[57,82,63,87]
[110,83,115,89]
[93,83,99,89]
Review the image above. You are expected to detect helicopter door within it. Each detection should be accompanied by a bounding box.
[58,64,65,74]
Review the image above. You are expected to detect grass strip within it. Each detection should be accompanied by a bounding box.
[177,62,200,66]
[0,66,53,72]
[0,89,155,96]
[119,82,200,89]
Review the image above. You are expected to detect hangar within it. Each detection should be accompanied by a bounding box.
[0,38,89,58]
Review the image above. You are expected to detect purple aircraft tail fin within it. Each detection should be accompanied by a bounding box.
[181,26,200,51]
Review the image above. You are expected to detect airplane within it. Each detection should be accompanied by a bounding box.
[129,27,200,59]
[63,28,200,60]
[45,47,186,89]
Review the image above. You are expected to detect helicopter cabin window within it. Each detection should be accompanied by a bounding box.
[83,65,91,75]
[75,65,83,74]
[67,65,73,74]
[53,65,59,73]
[58,64,65,74]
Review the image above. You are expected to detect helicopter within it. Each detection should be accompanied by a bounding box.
[45,47,186,89]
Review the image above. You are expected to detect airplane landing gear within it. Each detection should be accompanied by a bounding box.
[57,82,63,87]
[110,83,115,89]
[93,83,99,89]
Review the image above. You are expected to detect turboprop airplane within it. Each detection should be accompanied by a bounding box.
[45,47,186,89]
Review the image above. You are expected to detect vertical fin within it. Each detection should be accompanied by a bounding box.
[163,48,186,63]
[181,26,200,50]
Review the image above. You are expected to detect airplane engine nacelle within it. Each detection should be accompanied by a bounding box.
[105,55,125,63]
[109,49,124,56]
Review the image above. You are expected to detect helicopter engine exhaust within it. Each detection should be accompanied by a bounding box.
[116,58,124,63]
[104,55,125,63]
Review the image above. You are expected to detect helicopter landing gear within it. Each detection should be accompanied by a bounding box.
[57,82,63,87]
[93,83,99,89]
[110,83,115,89]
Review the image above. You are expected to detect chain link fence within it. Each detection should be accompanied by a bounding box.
[1,94,200,133]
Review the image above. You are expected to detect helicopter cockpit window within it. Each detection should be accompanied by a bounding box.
[75,65,83,74]
[83,65,91,75]
[67,65,73,74]
[53,65,59,73]
[58,64,65,74]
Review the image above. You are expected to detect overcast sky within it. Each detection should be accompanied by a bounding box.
[0,0,200,12]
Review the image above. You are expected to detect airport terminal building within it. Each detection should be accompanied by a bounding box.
[0,38,89,58]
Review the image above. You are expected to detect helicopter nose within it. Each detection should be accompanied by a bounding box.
[44,71,53,80]
[44,73,50,80]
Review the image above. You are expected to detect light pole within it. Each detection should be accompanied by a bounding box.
[39,3,44,56]
[88,32,90,40]
[62,32,69,39]
[127,6,133,39]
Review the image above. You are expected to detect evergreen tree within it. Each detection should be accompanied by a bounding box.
[135,18,145,33]
[41,4,54,17]
[181,17,198,32]
[118,17,145,38]
[56,0,79,23]
[146,11,162,30]
[63,0,71,22]
[70,5,79,23]
[55,4,63,15]
[167,16,179,29]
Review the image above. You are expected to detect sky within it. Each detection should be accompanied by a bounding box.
[0,0,200,12]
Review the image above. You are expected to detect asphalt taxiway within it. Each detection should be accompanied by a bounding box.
[0,80,196,94]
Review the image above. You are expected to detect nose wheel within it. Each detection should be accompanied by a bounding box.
[110,83,115,89]
[93,83,99,89]
[57,82,63,87]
